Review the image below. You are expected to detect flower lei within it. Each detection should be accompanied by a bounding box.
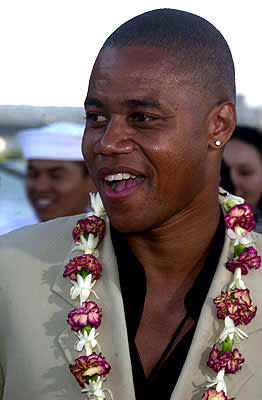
[63,193,113,400]
[63,190,261,400]
[201,189,261,400]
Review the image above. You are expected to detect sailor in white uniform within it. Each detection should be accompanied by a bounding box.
[0,121,96,235]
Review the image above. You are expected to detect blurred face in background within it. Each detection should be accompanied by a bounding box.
[25,159,97,221]
[223,139,262,210]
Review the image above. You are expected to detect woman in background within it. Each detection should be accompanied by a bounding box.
[222,125,262,233]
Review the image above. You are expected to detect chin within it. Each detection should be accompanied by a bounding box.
[37,213,56,222]
[108,211,156,234]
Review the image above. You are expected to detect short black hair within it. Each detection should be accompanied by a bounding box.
[98,8,235,103]
[230,126,262,156]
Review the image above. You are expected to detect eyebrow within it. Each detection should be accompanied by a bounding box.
[84,96,161,109]
[121,98,161,108]
[84,97,104,108]
[27,166,66,173]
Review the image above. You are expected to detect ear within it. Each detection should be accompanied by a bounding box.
[207,102,236,151]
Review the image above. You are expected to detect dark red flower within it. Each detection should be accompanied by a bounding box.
[207,344,244,374]
[226,246,261,275]
[224,203,255,232]
[69,354,111,388]
[67,301,102,332]
[63,254,102,281]
[72,216,105,243]
[202,388,235,400]
[214,288,257,326]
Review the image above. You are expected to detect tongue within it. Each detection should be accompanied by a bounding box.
[114,178,139,193]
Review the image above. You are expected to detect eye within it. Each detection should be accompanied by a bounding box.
[50,171,65,180]
[26,169,39,179]
[239,169,253,177]
[130,112,158,122]
[85,112,107,123]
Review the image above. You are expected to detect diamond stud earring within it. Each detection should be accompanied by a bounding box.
[215,140,221,146]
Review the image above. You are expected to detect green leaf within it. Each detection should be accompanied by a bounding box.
[221,337,233,353]
[82,324,92,334]
[80,267,89,279]
[234,243,246,257]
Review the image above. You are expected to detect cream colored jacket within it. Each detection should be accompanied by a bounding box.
[0,215,262,399]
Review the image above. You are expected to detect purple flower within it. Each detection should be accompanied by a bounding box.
[202,388,235,400]
[224,203,255,232]
[207,344,244,374]
[226,246,261,275]
[72,216,105,243]
[69,353,111,388]
[63,254,102,281]
[67,301,102,332]
[214,288,257,326]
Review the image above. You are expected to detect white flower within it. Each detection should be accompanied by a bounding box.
[81,376,105,399]
[88,193,106,218]
[72,233,100,255]
[81,377,114,400]
[70,274,99,305]
[219,189,244,213]
[205,369,227,395]
[228,267,246,290]
[219,316,248,343]
[227,228,253,247]
[75,327,100,355]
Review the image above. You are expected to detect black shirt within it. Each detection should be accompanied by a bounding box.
[110,216,225,400]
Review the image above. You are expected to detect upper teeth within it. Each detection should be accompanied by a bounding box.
[104,173,136,182]
[36,199,52,206]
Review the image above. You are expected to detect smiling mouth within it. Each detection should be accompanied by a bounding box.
[104,172,144,193]
[34,198,54,209]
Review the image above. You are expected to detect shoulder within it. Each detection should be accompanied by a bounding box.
[0,213,86,259]
[0,212,38,235]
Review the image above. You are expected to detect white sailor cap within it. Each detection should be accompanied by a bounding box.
[16,121,85,161]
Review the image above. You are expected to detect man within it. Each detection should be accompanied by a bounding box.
[0,9,262,400]
[0,121,97,234]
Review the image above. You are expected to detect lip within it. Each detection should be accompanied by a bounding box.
[97,166,145,202]
[97,166,144,181]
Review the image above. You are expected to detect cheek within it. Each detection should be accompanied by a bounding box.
[82,132,95,162]
[53,179,80,195]
[25,179,34,192]
[245,172,262,187]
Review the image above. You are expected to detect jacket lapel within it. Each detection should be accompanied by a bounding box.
[51,245,81,308]
[52,217,136,400]
[170,232,262,399]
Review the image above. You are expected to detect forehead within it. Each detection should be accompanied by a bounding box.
[95,45,174,74]
[224,140,262,165]
[89,46,186,96]
[27,159,77,170]
[87,46,205,116]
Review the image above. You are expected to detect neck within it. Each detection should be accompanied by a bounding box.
[125,188,220,290]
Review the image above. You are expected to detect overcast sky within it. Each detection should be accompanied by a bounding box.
[1,0,262,107]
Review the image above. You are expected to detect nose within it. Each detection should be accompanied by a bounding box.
[94,116,135,155]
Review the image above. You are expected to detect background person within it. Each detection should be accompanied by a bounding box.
[222,125,262,232]
[0,121,97,234]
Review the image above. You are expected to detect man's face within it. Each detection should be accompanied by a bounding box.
[25,159,97,221]
[82,46,212,233]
